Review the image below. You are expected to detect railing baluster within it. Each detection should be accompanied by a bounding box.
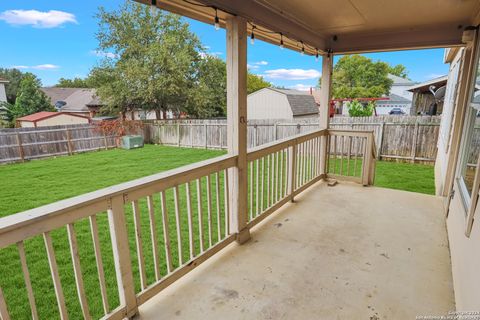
[196,179,205,253]
[206,175,213,247]
[173,186,183,265]
[0,287,10,320]
[132,200,147,290]
[347,136,352,176]
[289,144,297,200]
[255,159,259,217]
[43,232,68,320]
[89,215,109,314]
[147,196,161,281]
[215,172,221,241]
[340,136,344,176]
[354,136,359,177]
[17,241,38,320]
[186,182,195,259]
[333,135,337,175]
[266,154,271,207]
[160,191,173,273]
[261,157,265,211]
[67,223,91,320]
[275,151,279,202]
[249,161,253,221]
[270,153,275,205]
[279,149,284,199]
[224,169,230,237]
[326,134,331,174]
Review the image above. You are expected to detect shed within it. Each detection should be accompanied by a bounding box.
[247,88,319,120]
[16,112,90,128]
[408,75,448,115]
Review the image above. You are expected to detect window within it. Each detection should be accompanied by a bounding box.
[457,51,480,211]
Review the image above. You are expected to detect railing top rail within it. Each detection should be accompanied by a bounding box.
[0,154,237,247]
[247,128,327,161]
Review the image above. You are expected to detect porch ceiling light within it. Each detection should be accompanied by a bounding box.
[214,8,219,31]
[251,25,255,45]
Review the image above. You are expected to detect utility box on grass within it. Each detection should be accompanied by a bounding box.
[122,135,144,149]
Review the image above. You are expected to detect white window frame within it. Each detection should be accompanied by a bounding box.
[455,31,480,237]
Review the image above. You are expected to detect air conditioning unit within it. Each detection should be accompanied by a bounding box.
[122,135,144,150]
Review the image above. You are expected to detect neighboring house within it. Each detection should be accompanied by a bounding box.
[408,75,448,115]
[0,77,8,103]
[388,74,416,101]
[40,88,103,117]
[247,88,319,120]
[16,111,90,128]
[375,93,412,115]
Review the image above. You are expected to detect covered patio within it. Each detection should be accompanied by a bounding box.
[138,182,454,319]
[1,0,479,319]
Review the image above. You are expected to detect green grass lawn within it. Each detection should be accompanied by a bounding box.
[0,146,434,319]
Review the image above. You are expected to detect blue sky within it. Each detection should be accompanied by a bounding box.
[0,0,450,89]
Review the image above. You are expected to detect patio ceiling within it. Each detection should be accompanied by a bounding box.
[138,0,480,55]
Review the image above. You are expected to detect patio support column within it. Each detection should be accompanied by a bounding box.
[319,53,333,175]
[226,16,250,244]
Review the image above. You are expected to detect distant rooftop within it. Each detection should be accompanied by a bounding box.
[40,88,103,113]
[388,74,416,86]
[265,87,319,116]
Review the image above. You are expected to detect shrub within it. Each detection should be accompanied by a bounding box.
[347,100,374,117]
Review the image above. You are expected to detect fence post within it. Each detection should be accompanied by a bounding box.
[65,129,74,155]
[16,133,25,162]
[362,134,374,186]
[204,123,208,149]
[103,129,108,150]
[411,121,419,163]
[107,195,138,318]
[177,123,181,146]
[288,142,297,202]
[377,122,385,160]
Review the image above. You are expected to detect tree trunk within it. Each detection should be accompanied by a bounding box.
[155,109,161,120]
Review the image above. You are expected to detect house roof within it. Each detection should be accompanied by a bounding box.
[16,111,90,122]
[388,74,416,86]
[376,93,411,104]
[267,88,319,116]
[40,88,103,112]
[408,75,448,92]
[0,77,9,84]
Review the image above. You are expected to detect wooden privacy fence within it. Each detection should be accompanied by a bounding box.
[144,116,442,163]
[0,125,118,164]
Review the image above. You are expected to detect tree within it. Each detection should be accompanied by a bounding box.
[347,100,374,117]
[10,74,54,121]
[55,77,91,88]
[0,68,29,104]
[94,1,202,119]
[388,64,409,79]
[327,55,393,99]
[247,73,271,94]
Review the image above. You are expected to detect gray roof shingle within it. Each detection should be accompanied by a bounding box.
[270,88,319,116]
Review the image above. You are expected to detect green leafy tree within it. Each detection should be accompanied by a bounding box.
[55,77,91,88]
[0,68,29,104]
[94,1,202,119]
[347,100,374,117]
[10,74,54,121]
[247,73,271,94]
[323,55,394,99]
[388,64,409,79]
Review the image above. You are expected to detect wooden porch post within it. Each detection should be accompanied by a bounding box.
[320,54,333,175]
[226,16,250,244]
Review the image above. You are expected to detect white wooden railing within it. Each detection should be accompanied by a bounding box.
[0,128,375,320]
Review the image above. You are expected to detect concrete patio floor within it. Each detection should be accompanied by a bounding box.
[137,181,455,319]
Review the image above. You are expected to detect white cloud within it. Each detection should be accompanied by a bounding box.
[0,9,77,28]
[290,84,313,91]
[255,60,268,66]
[91,50,119,59]
[12,64,60,70]
[264,68,321,80]
[247,64,259,70]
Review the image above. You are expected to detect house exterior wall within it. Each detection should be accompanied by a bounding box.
[390,84,413,101]
[18,121,35,128]
[438,44,480,311]
[247,89,293,120]
[0,83,7,103]
[374,103,411,115]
